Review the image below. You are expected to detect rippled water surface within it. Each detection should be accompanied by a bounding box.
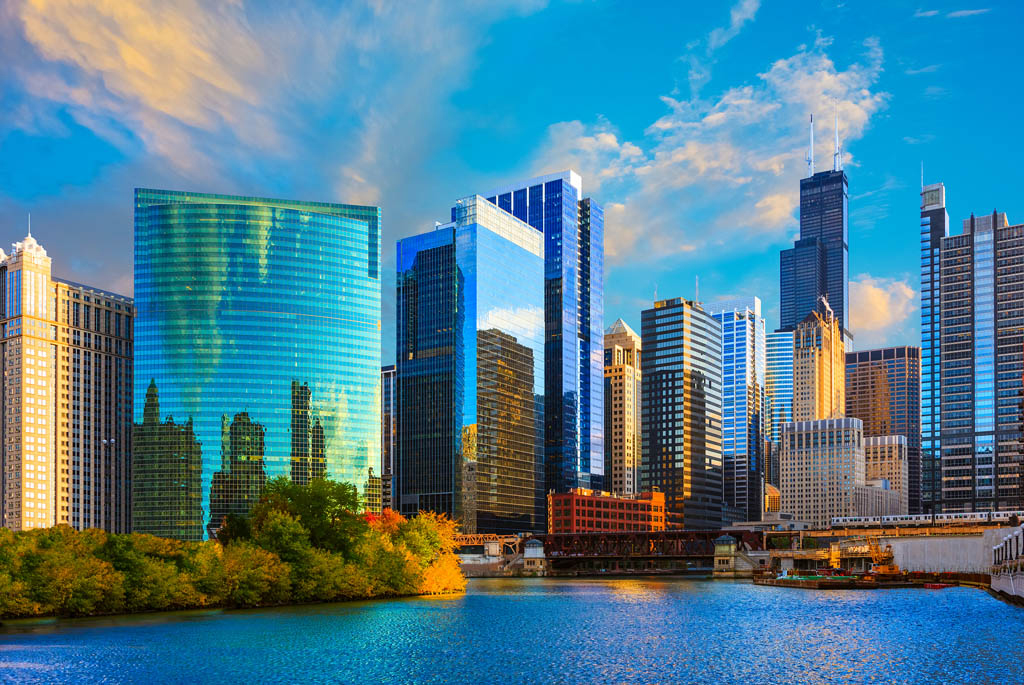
[2,578,1023,683]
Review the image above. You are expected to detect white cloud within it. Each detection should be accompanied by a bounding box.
[905,64,940,75]
[849,275,917,348]
[480,304,545,345]
[948,9,990,18]
[708,0,761,50]
[914,9,940,17]
[687,0,762,96]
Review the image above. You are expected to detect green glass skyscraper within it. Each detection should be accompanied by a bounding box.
[132,189,381,540]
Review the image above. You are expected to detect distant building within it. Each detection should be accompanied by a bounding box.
[864,436,909,515]
[846,347,920,512]
[856,480,902,519]
[919,182,948,515]
[132,188,381,540]
[0,231,133,533]
[641,297,723,529]
[708,298,766,524]
[793,309,844,422]
[765,330,794,487]
[381,365,396,510]
[364,467,382,514]
[397,195,545,534]
[604,319,642,495]
[547,488,666,533]
[764,484,781,513]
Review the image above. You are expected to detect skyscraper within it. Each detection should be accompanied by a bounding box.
[864,435,909,515]
[474,171,604,493]
[397,195,545,534]
[707,298,766,523]
[779,237,827,331]
[792,308,844,422]
[765,330,794,486]
[920,182,948,514]
[641,297,723,529]
[938,210,1024,512]
[845,346,921,512]
[604,319,642,495]
[0,231,134,533]
[132,189,381,540]
[381,364,396,511]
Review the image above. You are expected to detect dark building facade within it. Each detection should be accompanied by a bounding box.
[641,297,723,529]
[845,346,922,513]
[780,237,827,332]
[920,183,949,514]
[381,365,396,511]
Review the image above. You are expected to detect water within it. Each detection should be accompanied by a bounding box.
[2,578,1023,683]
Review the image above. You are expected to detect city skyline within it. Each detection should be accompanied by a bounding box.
[2,2,1022,361]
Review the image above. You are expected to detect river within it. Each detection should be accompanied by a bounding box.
[2,578,1022,683]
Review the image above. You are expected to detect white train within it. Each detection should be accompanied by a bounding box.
[831,510,1024,528]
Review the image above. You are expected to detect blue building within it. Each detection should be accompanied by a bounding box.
[765,331,794,487]
[707,298,766,523]
[473,171,605,493]
[397,196,545,534]
[133,189,381,540]
[919,182,948,514]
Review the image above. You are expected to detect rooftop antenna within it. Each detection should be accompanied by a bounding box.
[27,212,31,238]
[653,282,658,302]
[921,161,924,190]
[832,99,843,172]
[695,275,700,303]
[805,114,815,177]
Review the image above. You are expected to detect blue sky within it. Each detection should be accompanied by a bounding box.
[1,0,1020,362]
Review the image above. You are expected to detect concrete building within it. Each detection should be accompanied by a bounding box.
[780,418,864,529]
[858,479,903,518]
[865,436,909,515]
[0,230,133,534]
[707,298,766,525]
[793,308,844,422]
[604,319,642,495]
[381,364,396,510]
[547,488,666,533]
[641,297,724,529]
[937,210,1024,513]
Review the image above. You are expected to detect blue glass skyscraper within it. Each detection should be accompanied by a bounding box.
[397,196,545,533]
[765,330,794,487]
[133,189,381,540]
[473,171,604,493]
[919,183,948,514]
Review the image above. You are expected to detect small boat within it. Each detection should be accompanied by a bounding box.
[923,583,952,589]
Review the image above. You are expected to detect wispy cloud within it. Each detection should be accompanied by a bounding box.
[709,0,761,50]
[914,9,940,17]
[903,134,935,145]
[924,85,949,99]
[948,8,990,18]
[905,64,940,75]
[686,0,761,96]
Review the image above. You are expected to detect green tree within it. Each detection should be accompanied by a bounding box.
[252,477,367,558]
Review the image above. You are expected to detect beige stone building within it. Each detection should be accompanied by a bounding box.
[604,319,641,495]
[0,231,133,533]
[781,417,864,528]
[792,308,844,421]
[864,435,909,514]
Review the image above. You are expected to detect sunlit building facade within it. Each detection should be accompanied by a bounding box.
[132,189,381,541]
[604,319,642,495]
[793,309,844,422]
[547,488,666,533]
[397,196,545,534]
[0,232,133,533]
[641,297,723,529]
[865,435,909,515]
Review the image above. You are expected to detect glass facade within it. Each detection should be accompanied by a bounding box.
[765,331,794,487]
[919,183,947,514]
[397,196,545,534]
[132,188,381,541]
[381,365,396,511]
[779,237,826,331]
[641,298,723,529]
[708,298,765,523]
[476,171,605,494]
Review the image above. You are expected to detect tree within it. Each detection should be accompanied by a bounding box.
[251,477,367,558]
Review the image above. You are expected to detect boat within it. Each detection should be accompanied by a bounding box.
[923,583,953,589]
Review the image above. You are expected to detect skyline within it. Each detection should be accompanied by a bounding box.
[2,1,1022,360]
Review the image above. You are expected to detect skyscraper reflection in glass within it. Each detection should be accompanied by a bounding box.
[397,196,545,534]
[133,189,381,541]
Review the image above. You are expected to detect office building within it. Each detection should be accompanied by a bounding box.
[547,488,666,533]
[793,308,844,422]
[0,231,133,533]
[938,211,1024,512]
[641,297,723,529]
[397,195,545,534]
[846,346,921,512]
[779,237,827,332]
[708,298,766,523]
[133,189,381,541]
[381,365,396,510]
[920,183,948,514]
[865,435,909,515]
[765,331,794,487]
[475,171,604,493]
[604,319,642,495]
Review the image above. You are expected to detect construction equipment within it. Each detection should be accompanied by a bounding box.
[866,537,901,578]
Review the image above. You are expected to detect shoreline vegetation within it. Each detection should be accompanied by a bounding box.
[0,478,466,621]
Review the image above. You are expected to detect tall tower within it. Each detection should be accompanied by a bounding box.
[792,305,845,422]
[604,319,642,495]
[920,182,948,514]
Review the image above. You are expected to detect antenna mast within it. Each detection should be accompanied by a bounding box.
[833,99,843,172]
[806,114,815,177]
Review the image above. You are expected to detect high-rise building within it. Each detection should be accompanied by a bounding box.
[938,210,1024,512]
[132,189,381,540]
[474,171,604,493]
[641,297,723,529]
[765,331,794,486]
[845,346,921,512]
[381,365,396,511]
[0,231,133,533]
[604,319,642,495]
[920,182,948,514]
[707,298,766,523]
[793,309,844,422]
[865,435,909,515]
[397,195,545,534]
[779,237,827,331]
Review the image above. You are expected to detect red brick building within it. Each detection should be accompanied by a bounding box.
[547,488,667,533]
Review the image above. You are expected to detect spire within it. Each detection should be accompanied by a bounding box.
[27,212,31,238]
[806,113,815,177]
[833,99,843,172]
[920,161,924,190]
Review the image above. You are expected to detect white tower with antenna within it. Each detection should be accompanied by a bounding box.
[833,99,843,172]
[805,114,815,177]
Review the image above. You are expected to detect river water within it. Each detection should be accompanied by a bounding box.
[2,578,1022,683]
